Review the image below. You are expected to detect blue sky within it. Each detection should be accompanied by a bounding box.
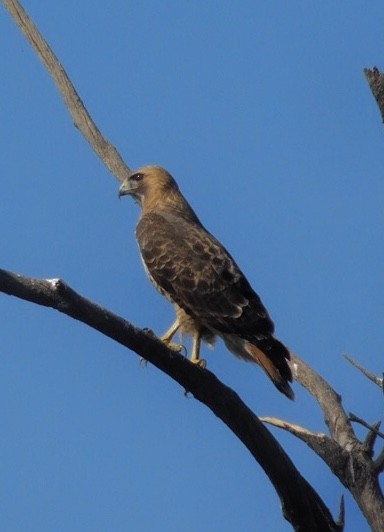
[1,1,383,530]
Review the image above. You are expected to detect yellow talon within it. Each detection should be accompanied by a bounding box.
[159,320,186,353]
[160,317,206,367]
[164,340,185,353]
[191,357,206,369]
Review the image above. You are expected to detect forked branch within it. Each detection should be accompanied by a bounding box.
[2,0,384,529]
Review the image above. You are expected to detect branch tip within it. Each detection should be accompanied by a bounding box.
[349,413,384,441]
[343,353,383,389]
[373,446,384,475]
[336,494,345,529]
[364,66,384,123]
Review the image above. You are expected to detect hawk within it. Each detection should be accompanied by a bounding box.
[119,165,294,399]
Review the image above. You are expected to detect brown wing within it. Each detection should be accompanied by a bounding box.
[136,210,275,341]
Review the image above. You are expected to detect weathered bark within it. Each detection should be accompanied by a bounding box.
[364,67,384,123]
[264,355,384,531]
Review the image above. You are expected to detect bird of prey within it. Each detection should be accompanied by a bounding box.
[119,165,294,399]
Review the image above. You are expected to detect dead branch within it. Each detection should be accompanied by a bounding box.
[265,358,384,530]
[348,415,384,442]
[260,416,320,440]
[261,416,351,484]
[290,354,356,449]
[1,0,131,183]
[363,421,383,460]
[344,354,383,390]
[0,267,340,532]
[364,67,384,123]
[373,447,384,474]
[336,495,345,530]
[2,1,384,529]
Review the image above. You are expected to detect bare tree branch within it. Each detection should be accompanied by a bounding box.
[1,0,131,183]
[261,416,352,484]
[363,421,383,460]
[262,361,384,531]
[336,495,345,529]
[364,67,384,123]
[2,1,384,529]
[260,416,320,440]
[0,267,340,531]
[373,447,384,475]
[290,354,356,449]
[348,415,384,443]
[344,354,384,391]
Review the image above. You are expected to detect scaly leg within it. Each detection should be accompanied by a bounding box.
[160,319,184,352]
[190,330,206,368]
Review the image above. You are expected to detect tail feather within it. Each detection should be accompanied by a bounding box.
[244,339,294,400]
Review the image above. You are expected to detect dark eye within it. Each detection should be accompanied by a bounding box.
[132,172,144,182]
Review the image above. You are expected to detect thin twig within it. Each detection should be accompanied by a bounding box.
[344,354,383,390]
[364,421,382,458]
[260,416,320,439]
[349,414,384,440]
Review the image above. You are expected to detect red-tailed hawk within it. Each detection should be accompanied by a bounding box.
[119,165,294,399]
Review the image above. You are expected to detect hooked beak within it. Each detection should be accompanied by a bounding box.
[118,176,135,198]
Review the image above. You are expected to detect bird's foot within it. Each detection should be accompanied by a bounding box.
[139,357,148,367]
[190,357,207,369]
[161,338,186,355]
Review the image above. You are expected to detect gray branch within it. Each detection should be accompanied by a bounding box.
[290,354,356,448]
[1,0,131,183]
[267,355,384,530]
[344,354,383,391]
[364,67,384,123]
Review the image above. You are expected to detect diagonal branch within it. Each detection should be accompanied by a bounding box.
[364,67,384,123]
[260,416,320,440]
[349,415,384,442]
[0,267,340,531]
[290,354,357,449]
[261,416,351,485]
[344,354,384,391]
[2,0,131,183]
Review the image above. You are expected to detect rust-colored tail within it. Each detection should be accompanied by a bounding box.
[244,339,294,400]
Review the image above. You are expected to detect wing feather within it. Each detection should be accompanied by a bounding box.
[136,211,274,340]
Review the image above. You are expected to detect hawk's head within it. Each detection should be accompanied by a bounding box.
[118,165,179,209]
[119,164,200,222]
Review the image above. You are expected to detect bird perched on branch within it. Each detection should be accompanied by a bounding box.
[119,165,294,399]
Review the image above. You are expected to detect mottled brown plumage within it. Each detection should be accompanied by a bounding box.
[119,165,294,399]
